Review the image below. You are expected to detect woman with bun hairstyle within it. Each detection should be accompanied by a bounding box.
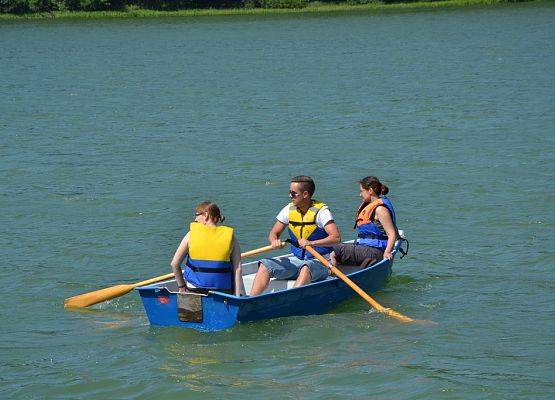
[331,176,399,268]
[170,201,245,296]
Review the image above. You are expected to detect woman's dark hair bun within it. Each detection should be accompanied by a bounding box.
[359,176,390,196]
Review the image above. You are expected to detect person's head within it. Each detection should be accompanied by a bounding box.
[359,176,389,202]
[194,201,225,225]
[289,175,315,206]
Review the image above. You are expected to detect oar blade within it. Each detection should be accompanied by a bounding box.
[304,245,418,324]
[382,308,414,323]
[64,284,134,308]
[64,242,281,309]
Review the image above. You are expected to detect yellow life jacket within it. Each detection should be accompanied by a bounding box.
[288,200,331,260]
[185,222,234,290]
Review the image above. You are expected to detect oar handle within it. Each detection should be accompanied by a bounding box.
[133,273,175,288]
[240,241,286,258]
[304,245,415,323]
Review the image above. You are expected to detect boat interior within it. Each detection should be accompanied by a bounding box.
[157,253,368,296]
[242,254,367,295]
[149,236,405,296]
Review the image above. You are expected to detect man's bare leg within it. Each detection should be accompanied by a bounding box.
[250,263,270,296]
[293,265,311,288]
[329,251,338,267]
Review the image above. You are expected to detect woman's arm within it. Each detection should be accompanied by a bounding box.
[230,235,245,296]
[375,207,396,260]
[170,232,190,293]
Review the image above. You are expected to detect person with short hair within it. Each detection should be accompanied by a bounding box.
[250,176,341,296]
[170,201,245,296]
[331,176,399,269]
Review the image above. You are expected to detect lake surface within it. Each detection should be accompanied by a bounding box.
[1,2,554,398]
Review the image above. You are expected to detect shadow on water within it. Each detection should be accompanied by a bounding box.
[387,273,417,286]
[66,301,148,331]
[141,313,301,347]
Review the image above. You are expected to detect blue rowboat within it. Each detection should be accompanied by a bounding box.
[136,238,408,332]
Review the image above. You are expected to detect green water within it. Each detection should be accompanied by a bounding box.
[1,2,554,398]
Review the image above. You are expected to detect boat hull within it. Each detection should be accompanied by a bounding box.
[137,253,395,332]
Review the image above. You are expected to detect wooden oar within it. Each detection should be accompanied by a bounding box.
[304,245,415,323]
[64,242,284,309]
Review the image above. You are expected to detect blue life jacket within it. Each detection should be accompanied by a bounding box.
[355,196,397,250]
[184,222,233,290]
[288,200,332,260]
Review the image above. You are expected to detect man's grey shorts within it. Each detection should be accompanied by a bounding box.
[259,256,330,282]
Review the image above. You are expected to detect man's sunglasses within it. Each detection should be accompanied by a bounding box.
[289,191,301,198]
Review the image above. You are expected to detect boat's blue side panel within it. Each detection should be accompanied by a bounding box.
[138,287,239,331]
[236,258,392,322]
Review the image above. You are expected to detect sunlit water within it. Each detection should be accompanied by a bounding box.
[1,2,554,398]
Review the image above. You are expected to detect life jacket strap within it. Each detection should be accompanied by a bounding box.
[357,233,389,240]
[187,265,232,274]
[289,221,316,227]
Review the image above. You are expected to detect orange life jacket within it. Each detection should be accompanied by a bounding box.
[354,198,384,228]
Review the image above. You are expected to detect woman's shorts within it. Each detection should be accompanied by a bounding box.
[332,243,384,268]
[259,256,330,282]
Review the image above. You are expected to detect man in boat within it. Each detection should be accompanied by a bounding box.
[250,176,341,296]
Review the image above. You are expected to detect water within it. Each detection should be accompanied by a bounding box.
[1,2,554,398]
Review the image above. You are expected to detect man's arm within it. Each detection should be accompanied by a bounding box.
[268,220,287,248]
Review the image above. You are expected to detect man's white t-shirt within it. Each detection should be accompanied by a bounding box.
[276,204,334,228]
